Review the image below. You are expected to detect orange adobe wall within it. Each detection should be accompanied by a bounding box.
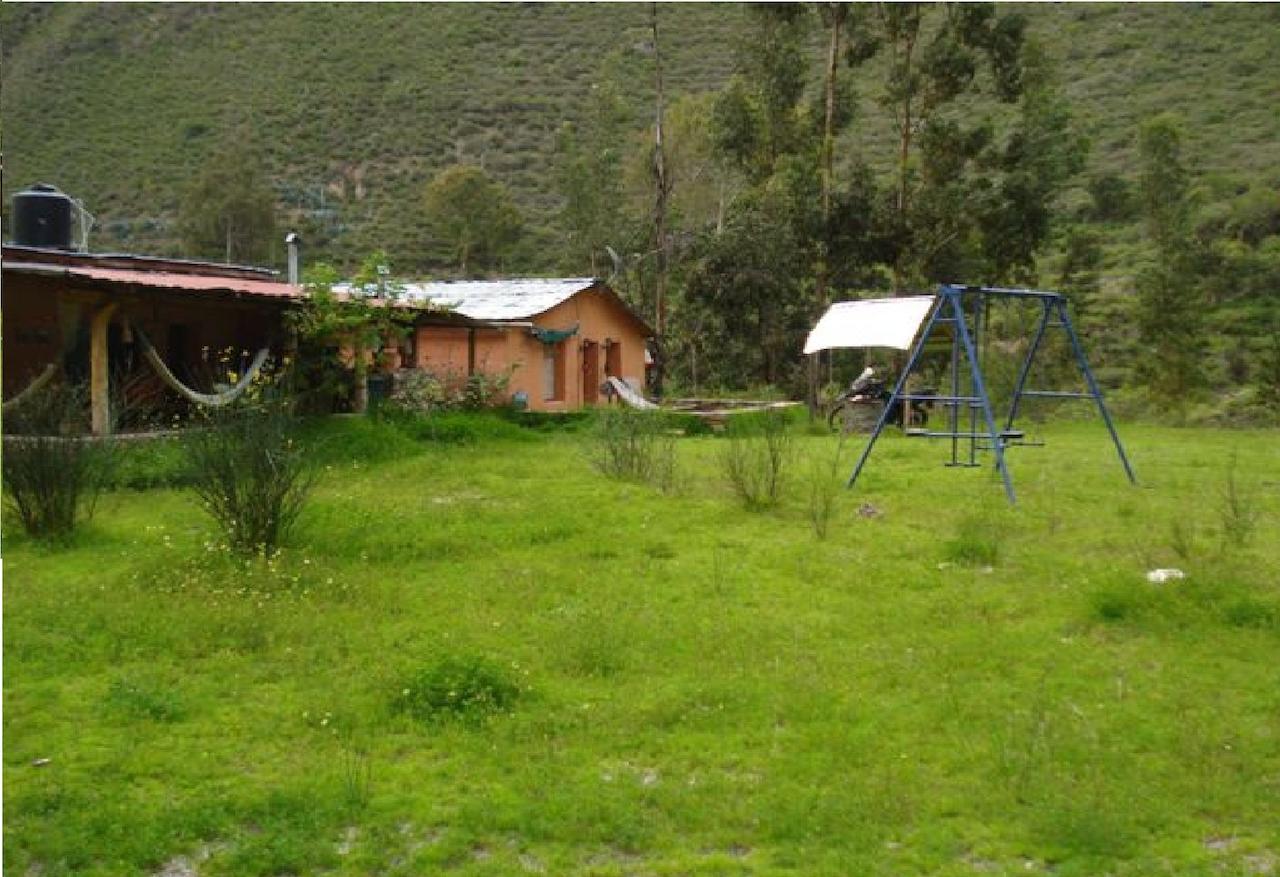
[410,285,649,412]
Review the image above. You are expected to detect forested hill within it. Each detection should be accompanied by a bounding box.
[3,2,1277,275]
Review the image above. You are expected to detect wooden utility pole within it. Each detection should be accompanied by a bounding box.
[651,1,669,399]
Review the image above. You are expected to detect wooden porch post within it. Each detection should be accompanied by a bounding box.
[352,339,369,414]
[90,303,118,436]
[467,328,477,376]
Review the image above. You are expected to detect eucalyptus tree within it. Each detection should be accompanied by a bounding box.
[651,1,671,398]
[1133,114,1206,411]
[693,4,823,393]
[179,136,276,265]
[423,165,523,276]
[555,54,635,276]
[974,37,1088,282]
[711,3,813,186]
[845,3,1027,289]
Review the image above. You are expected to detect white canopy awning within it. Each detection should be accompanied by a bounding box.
[803,295,937,354]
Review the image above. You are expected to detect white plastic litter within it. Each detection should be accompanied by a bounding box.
[1145,568,1186,584]
[803,295,937,354]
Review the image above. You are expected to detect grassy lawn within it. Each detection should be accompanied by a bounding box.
[4,416,1279,875]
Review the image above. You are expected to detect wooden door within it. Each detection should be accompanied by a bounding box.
[582,340,600,404]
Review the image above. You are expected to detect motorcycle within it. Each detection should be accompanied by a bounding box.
[827,371,933,433]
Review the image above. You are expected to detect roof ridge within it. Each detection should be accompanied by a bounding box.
[402,277,596,285]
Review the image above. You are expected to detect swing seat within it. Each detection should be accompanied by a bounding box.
[904,428,1023,440]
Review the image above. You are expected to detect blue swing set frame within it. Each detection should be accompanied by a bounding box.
[845,284,1137,504]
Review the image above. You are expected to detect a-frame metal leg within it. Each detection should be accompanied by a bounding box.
[948,308,961,466]
[1056,299,1137,484]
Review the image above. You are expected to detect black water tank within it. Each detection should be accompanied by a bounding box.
[12,183,75,249]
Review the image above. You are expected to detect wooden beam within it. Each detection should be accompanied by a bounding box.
[467,328,477,376]
[90,303,118,436]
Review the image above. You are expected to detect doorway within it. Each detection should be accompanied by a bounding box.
[582,340,600,404]
[605,339,622,378]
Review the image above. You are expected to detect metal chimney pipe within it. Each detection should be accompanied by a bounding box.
[285,232,301,285]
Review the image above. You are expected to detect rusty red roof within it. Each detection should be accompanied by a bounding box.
[2,246,553,329]
[4,259,303,300]
[2,244,280,280]
[66,264,302,298]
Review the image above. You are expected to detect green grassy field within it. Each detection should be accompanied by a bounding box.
[4,415,1279,875]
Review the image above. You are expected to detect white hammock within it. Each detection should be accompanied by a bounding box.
[132,322,272,407]
[2,362,60,413]
[604,376,658,410]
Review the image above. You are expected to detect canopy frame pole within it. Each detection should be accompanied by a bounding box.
[846,298,942,489]
[948,305,961,467]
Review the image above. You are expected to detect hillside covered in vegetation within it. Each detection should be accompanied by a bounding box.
[2,4,1274,265]
[3,3,1278,411]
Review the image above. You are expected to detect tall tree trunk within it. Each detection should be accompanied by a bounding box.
[821,4,845,227]
[810,2,846,419]
[352,338,369,414]
[651,2,669,399]
[891,11,919,293]
[717,180,727,235]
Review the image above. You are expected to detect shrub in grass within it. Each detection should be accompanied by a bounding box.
[2,383,114,542]
[720,407,793,511]
[390,409,532,444]
[382,366,512,418]
[804,439,844,539]
[394,654,521,724]
[108,436,193,490]
[1223,597,1278,630]
[335,727,373,812]
[104,676,186,722]
[587,407,678,490]
[941,512,1004,566]
[565,629,627,679]
[1218,451,1258,548]
[298,414,422,466]
[1088,578,1154,623]
[184,384,316,556]
[1033,792,1139,862]
[499,408,595,433]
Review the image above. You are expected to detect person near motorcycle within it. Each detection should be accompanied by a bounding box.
[849,365,879,395]
[831,362,931,430]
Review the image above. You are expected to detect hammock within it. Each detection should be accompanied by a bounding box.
[1,362,59,413]
[131,322,272,407]
[530,323,579,344]
[603,376,657,410]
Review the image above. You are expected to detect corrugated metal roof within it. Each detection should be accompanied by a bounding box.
[5,261,302,300]
[396,278,597,321]
[2,244,280,280]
